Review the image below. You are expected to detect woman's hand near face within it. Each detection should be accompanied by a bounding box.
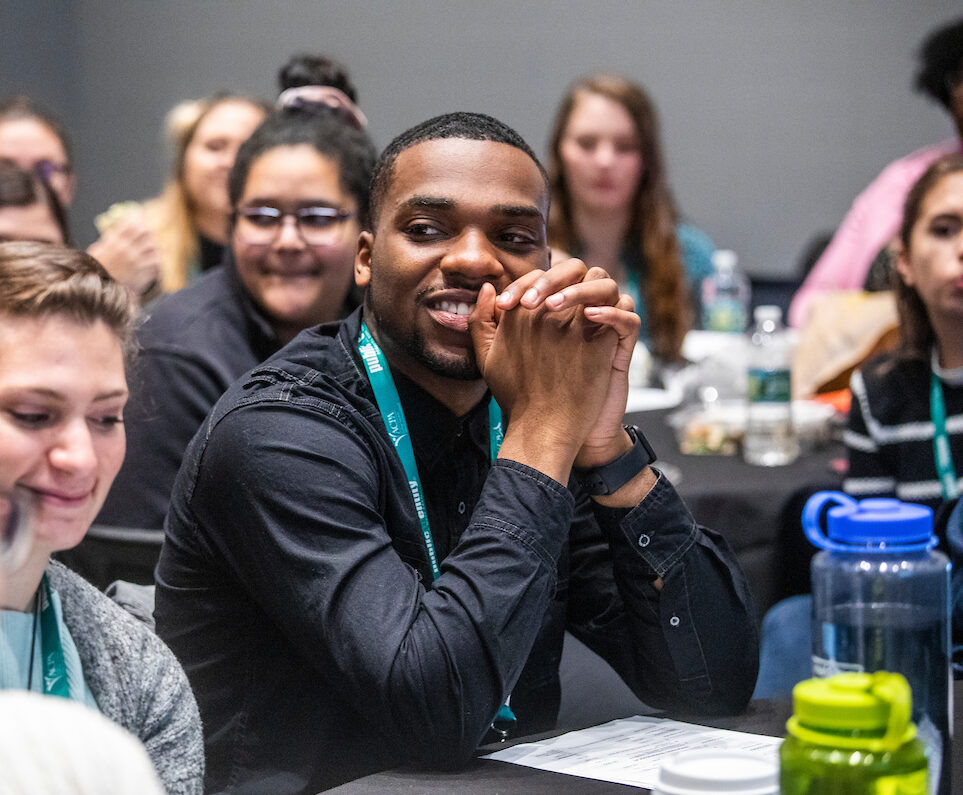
[88,209,162,299]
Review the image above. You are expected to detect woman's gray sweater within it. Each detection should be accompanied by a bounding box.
[48,561,204,794]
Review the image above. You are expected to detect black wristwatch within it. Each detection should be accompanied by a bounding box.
[573,425,656,496]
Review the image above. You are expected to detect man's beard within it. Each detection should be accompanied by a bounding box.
[366,277,482,382]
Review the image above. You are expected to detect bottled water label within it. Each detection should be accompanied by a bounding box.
[747,368,790,403]
[811,655,863,678]
[705,299,747,333]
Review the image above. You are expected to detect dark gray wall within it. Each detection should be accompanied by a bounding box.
[2,0,961,276]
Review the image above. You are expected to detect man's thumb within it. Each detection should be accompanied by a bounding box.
[469,282,498,368]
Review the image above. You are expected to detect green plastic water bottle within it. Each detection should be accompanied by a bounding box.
[780,672,929,794]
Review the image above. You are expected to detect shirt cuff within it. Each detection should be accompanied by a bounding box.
[469,459,576,569]
[592,468,698,579]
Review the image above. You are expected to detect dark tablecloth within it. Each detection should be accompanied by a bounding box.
[327,682,963,793]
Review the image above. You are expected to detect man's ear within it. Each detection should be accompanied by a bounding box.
[355,230,373,289]
[894,240,915,288]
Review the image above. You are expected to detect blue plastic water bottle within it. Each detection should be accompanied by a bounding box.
[803,491,952,795]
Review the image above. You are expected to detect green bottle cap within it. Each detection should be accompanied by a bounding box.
[786,672,916,752]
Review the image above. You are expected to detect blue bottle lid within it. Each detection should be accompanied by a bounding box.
[803,492,936,553]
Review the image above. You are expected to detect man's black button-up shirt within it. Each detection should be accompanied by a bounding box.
[155,309,759,795]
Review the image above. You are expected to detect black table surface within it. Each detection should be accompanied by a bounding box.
[627,407,844,500]
[327,682,963,793]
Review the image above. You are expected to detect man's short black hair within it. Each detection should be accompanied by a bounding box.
[916,18,963,108]
[369,111,548,226]
[228,107,376,227]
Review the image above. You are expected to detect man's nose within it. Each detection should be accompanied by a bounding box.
[440,229,504,280]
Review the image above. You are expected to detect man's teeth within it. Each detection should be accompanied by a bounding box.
[438,301,473,316]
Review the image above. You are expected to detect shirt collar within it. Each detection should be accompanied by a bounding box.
[350,310,492,467]
[393,370,491,467]
[933,346,963,386]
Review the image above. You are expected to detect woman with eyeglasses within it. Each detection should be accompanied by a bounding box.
[89,108,376,543]
[0,242,203,793]
[0,158,69,245]
[0,95,166,300]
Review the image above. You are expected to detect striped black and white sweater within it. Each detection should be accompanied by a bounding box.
[844,350,963,511]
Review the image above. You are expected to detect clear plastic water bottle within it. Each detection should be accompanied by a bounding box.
[804,491,951,795]
[743,305,798,465]
[781,672,930,794]
[701,249,751,333]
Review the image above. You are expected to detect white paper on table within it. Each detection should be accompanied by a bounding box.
[481,716,782,790]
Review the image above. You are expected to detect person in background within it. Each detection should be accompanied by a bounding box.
[547,73,714,362]
[0,97,75,209]
[94,108,375,535]
[96,92,270,300]
[755,153,963,700]
[154,111,757,794]
[789,18,963,328]
[844,152,963,509]
[276,52,368,129]
[0,95,162,298]
[0,242,203,793]
[0,158,68,244]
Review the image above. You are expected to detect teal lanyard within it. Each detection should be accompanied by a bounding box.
[358,322,503,580]
[931,371,960,501]
[36,574,69,698]
[358,322,515,731]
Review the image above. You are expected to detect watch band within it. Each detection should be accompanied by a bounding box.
[573,425,657,496]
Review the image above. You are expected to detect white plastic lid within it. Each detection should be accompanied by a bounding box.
[711,249,738,270]
[753,305,782,324]
[652,750,779,795]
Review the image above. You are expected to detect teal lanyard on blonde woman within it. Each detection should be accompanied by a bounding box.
[931,372,960,501]
[358,321,516,733]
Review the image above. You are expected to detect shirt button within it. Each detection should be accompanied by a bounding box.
[637,533,650,547]
[457,501,466,515]
[669,615,681,627]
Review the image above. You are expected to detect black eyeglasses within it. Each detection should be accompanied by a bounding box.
[235,206,354,247]
[0,486,33,574]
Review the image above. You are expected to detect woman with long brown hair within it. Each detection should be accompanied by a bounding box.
[548,73,713,362]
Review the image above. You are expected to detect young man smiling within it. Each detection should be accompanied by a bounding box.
[155,112,758,795]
